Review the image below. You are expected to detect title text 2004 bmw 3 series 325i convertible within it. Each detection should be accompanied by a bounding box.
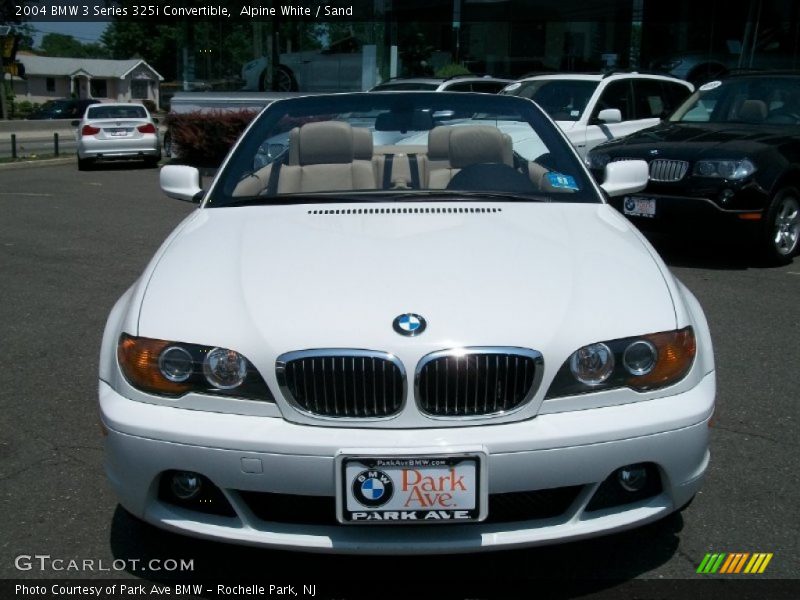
[99,93,715,553]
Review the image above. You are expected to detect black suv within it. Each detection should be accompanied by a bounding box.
[587,73,800,264]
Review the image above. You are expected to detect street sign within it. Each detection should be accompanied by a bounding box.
[3,62,25,78]
[2,35,19,63]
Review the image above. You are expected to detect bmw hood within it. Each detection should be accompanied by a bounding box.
[137,203,676,367]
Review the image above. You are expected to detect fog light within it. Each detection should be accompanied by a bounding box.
[617,465,648,492]
[170,471,202,500]
[719,188,735,204]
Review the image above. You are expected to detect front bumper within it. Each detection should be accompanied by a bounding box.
[100,372,714,553]
[608,193,764,224]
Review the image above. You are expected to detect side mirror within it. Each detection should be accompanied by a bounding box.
[152,117,159,125]
[160,165,203,203]
[597,108,622,124]
[70,120,79,127]
[600,160,649,197]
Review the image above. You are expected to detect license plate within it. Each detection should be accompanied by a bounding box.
[108,128,129,136]
[339,455,483,524]
[623,196,656,218]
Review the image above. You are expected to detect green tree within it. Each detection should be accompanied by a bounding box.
[39,32,108,58]
[101,21,180,79]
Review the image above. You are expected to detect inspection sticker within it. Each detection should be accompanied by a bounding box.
[547,173,579,190]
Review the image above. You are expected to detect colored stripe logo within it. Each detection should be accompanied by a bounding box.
[697,552,773,574]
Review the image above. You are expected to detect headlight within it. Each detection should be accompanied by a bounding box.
[569,343,614,385]
[546,327,696,398]
[586,152,611,170]
[117,334,274,401]
[693,159,755,180]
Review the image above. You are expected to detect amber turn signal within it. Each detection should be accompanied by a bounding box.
[627,328,696,391]
[117,334,192,396]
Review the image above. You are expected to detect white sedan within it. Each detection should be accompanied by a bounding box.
[73,102,161,170]
[99,92,715,553]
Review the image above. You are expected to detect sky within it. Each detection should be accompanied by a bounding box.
[31,21,108,47]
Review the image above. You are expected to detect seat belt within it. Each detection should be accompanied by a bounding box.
[265,158,284,196]
[408,154,421,189]
[382,154,394,189]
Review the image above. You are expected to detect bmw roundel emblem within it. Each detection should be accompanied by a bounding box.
[353,470,394,507]
[393,313,426,336]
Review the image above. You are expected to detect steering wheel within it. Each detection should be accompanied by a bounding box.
[765,110,800,125]
[446,163,536,193]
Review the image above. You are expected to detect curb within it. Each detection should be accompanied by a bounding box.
[0,157,75,170]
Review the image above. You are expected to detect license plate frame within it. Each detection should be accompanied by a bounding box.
[108,128,129,137]
[623,195,657,218]
[336,453,486,525]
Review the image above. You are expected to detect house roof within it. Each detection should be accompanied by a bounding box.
[17,56,164,81]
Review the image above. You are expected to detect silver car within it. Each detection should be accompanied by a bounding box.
[73,103,161,170]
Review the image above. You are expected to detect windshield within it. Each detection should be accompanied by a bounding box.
[87,105,148,119]
[371,82,441,91]
[211,93,597,206]
[671,76,800,125]
[501,79,598,121]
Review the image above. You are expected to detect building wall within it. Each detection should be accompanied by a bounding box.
[14,72,160,109]
[12,75,72,102]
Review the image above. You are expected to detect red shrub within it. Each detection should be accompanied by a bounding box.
[166,110,259,167]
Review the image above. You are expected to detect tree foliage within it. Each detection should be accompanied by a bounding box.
[40,32,108,58]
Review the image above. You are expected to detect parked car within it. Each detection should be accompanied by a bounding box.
[72,103,160,170]
[242,36,364,92]
[370,75,512,93]
[101,91,715,553]
[587,73,800,264]
[501,72,693,159]
[651,47,799,86]
[27,98,99,120]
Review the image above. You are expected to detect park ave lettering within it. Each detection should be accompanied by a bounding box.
[402,468,467,508]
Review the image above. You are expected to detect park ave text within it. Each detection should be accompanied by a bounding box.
[15,584,315,597]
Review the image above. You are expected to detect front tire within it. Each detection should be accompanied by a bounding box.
[259,65,297,92]
[761,186,800,265]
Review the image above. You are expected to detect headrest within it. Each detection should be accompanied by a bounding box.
[738,99,767,123]
[352,126,374,160]
[375,110,434,133]
[294,121,356,165]
[427,126,454,161]
[448,126,513,168]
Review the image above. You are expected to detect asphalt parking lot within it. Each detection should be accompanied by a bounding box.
[0,161,797,596]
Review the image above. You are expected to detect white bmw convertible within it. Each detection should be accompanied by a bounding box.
[99,92,715,553]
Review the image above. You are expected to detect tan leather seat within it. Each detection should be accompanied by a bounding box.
[425,125,514,188]
[738,99,767,123]
[233,122,376,196]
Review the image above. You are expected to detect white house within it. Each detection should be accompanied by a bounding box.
[13,56,164,109]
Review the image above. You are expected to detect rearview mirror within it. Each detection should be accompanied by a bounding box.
[160,165,203,203]
[600,160,648,197]
[70,120,79,127]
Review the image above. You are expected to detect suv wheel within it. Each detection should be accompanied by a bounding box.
[762,186,800,264]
